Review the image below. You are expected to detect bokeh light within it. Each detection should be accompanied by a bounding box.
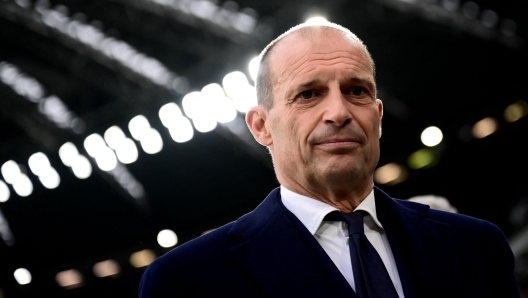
[1,160,21,185]
[504,101,528,123]
[12,174,33,197]
[157,229,178,248]
[129,115,152,141]
[58,142,79,167]
[28,152,52,176]
[374,163,407,185]
[0,180,10,203]
[420,126,443,147]
[14,268,32,285]
[139,128,163,154]
[93,260,120,278]
[408,148,435,169]
[84,133,107,158]
[130,249,156,268]
[104,126,127,150]
[472,117,497,139]
[71,155,92,179]
[55,269,83,289]
[222,71,257,113]
[38,168,60,189]
[167,118,194,143]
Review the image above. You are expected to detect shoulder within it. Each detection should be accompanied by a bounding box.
[396,198,510,249]
[402,201,518,296]
[156,221,236,270]
[138,222,237,297]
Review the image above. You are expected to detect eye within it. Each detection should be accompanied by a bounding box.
[299,90,315,100]
[350,87,366,96]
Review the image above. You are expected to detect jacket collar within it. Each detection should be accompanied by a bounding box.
[228,188,355,297]
[228,187,461,297]
[374,187,461,298]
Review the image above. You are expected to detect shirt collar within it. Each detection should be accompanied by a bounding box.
[280,185,384,235]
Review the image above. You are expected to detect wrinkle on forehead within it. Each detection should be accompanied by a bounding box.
[277,53,373,85]
[271,37,375,99]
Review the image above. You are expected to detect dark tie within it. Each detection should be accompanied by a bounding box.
[324,210,399,298]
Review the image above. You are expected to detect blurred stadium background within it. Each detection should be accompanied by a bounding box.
[0,0,527,296]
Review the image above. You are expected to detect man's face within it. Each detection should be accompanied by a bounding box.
[263,32,382,191]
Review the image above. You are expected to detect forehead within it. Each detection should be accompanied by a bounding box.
[269,30,374,85]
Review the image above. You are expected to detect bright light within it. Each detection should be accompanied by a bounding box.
[159,102,183,128]
[104,126,126,150]
[420,126,443,147]
[93,260,120,278]
[305,16,329,25]
[113,138,138,164]
[201,83,237,123]
[504,101,528,123]
[94,147,118,171]
[213,96,237,123]
[408,148,435,169]
[27,152,61,188]
[38,168,60,189]
[223,71,249,99]
[59,142,79,167]
[0,179,10,202]
[191,116,217,133]
[222,71,257,113]
[139,128,163,154]
[129,115,151,141]
[223,72,259,113]
[130,249,156,268]
[472,117,497,139]
[248,56,259,83]
[12,175,33,197]
[182,90,218,132]
[157,229,178,248]
[1,160,33,197]
[374,163,407,185]
[84,133,107,158]
[168,118,194,143]
[71,155,92,179]
[182,91,204,120]
[1,160,21,184]
[14,268,32,285]
[201,83,225,99]
[28,152,52,176]
[55,269,83,288]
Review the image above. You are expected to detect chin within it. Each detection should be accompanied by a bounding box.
[321,166,361,183]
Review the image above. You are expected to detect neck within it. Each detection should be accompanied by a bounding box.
[279,174,374,213]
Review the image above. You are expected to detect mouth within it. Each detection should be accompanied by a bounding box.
[315,138,361,149]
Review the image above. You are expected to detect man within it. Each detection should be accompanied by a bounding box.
[139,22,520,297]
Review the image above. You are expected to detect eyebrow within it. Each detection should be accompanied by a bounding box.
[348,77,376,92]
[297,77,375,90]
[298,79,320,88]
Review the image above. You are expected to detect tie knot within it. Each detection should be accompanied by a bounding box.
[323,210,365,235]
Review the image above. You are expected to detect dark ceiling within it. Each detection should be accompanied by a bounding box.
[1,0,527,297]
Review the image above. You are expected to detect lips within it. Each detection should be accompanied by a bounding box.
[317,138,360,145]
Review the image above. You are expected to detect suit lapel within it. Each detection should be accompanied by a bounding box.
[374,187,462,298]
[228,188,355,297]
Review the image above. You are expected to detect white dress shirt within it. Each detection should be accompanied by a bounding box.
[280,185,405,298]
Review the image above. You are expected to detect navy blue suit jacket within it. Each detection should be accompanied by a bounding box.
[139,187,520,297]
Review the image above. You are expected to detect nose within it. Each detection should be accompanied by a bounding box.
[322,90,352,127]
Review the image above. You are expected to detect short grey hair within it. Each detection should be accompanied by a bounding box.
[255,22,376,110]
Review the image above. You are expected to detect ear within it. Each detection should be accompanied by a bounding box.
[246,105,273,146]
[376,98,383,138]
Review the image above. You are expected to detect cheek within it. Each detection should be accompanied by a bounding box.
[359,110,381,135]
